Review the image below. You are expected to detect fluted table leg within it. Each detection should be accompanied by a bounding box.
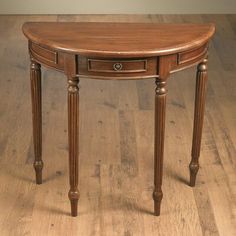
[189,58,208,187]
[67,76,80,217]
[153,77,167,216]
[30,59,43,184]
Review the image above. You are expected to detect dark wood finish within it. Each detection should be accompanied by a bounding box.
[177,43,208,65]
[67,75,80,217]
[30,58,43,184]
[152,55,173,215]
[78,56,157,79]
[22,22,214,58]
[29,42,65,72]
[27,40,210,80]
[64,54,80,216]
[153,77,165,215]
[87,58,147,73]
[189,58,208,187]
[31,42,58,64]
[22,22,215,217]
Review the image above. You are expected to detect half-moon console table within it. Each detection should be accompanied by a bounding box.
[22,22,215,217]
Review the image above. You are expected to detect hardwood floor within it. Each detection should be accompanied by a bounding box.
[0,15,235,236]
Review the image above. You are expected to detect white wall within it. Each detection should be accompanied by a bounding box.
[1,0,236,14]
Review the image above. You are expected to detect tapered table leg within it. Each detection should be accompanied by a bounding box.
[67,76,80,217]
[189,58,208,187]
[153,78,167,216]
[30,59,43,184]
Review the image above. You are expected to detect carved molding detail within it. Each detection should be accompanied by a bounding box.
[68,77,79,93]
[155,79,167,95]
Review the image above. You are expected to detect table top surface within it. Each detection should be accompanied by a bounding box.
[22,22,215,57]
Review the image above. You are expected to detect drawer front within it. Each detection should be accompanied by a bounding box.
[79,57,157,79]
[88,59,147,73]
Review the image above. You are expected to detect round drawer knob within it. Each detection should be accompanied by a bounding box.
[113,62,123,71]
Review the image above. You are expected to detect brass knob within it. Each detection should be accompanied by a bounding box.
[113,62,122,71]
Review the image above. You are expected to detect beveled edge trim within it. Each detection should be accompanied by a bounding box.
[87,58,147,73]
[77,73,156,80]
[177,44,208,65]
[30,42,58,65]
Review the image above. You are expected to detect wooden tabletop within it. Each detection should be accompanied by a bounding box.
[22,22,215,58]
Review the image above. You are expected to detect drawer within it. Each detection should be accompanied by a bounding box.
[88,59,147,73]
[78,57,157,79]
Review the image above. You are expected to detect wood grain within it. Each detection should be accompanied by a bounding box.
[0,14,235,236]
[22,22,215,57]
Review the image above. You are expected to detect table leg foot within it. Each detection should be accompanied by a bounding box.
[34,160,43,184]
[153,190,163,216]
[189,162,199,187]
[68,190,80,217]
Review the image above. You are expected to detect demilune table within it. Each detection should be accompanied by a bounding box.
[22,22,215,217]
